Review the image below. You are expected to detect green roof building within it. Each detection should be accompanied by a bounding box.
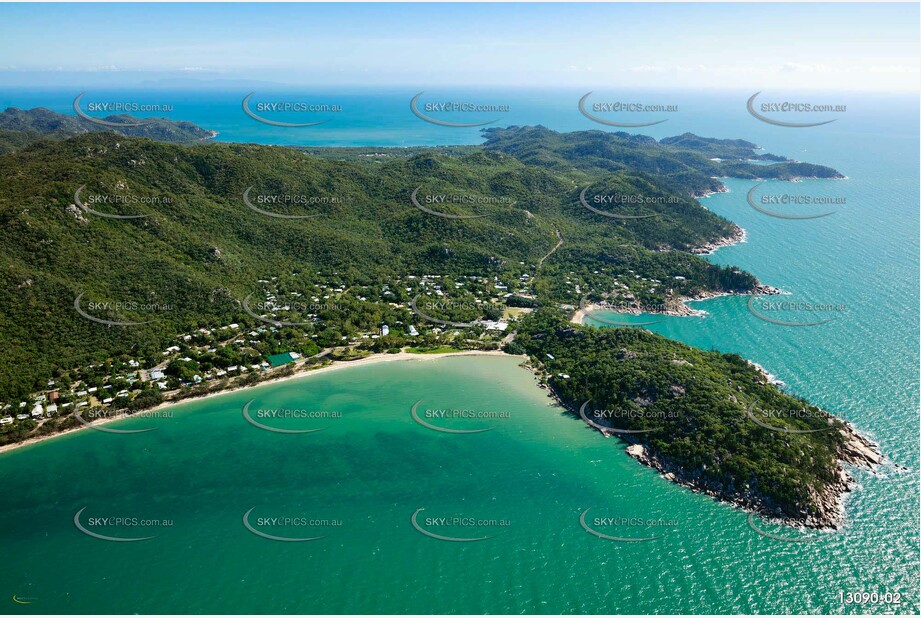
[266,352,300,367]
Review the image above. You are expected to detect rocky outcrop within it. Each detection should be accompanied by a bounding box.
[66,203,88,223]
[691,224,745,255]
[622,423,883,530]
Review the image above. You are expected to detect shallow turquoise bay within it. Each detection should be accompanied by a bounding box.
[0,91,917,614]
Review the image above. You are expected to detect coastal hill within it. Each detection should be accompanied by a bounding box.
[0,120,872,527]
[0,129,770,400]
[0,106,216,153]
[482,126,844,198]
[514,311,881,528]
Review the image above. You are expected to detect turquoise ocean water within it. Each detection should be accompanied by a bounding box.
[0,89,917,614]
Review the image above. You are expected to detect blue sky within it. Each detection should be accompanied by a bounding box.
[0,3,917,91]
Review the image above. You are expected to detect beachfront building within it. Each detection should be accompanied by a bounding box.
[266,352,301,368]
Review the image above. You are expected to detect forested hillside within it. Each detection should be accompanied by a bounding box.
[0,127,782,399]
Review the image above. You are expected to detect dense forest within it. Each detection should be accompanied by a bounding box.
[0,107,871,523]
[0,106,215,154]
[0,109,836,400]
[481,125,844,197]
[510,310,850,523]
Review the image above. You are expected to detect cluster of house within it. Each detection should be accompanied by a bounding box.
[254,272,520,342]
[3,271,539,429]
[398,274,520,332]
[240,274,522,354]
[1,379,133,426]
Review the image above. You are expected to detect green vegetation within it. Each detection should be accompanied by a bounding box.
[0,114,860,526]
[482,126,844,197]
[514,310,848,522]
[0,123,811,401]
[405,346,465,354]
[0,107,216,153]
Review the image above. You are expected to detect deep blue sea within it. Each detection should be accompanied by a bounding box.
[0,87,917,613]
[2,87,914,149]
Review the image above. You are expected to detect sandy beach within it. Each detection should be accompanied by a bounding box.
[0,349,517,455]
[571,284,784,326]
[571,295,715,325]
[571,224,755,327]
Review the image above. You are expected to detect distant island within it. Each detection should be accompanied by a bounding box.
[0,108,874,529]
[0,106,216,153]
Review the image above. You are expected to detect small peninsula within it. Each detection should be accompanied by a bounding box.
[0,113,877,529]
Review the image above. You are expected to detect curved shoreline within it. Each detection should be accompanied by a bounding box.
[535,368,882,530]
[691,224,747,256]
[572,282,782,325]
[621,429,883,530]
[0,350,514,456]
